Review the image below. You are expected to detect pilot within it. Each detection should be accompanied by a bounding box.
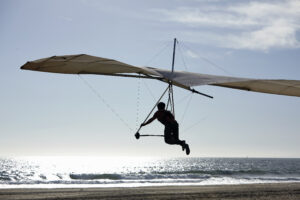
[141,102,190,155]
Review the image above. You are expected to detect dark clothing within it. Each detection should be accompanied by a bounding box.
[155,110,175,125]
[151,110,184,146]
[164,121,180,144]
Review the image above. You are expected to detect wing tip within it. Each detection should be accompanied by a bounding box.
[20,62,31,70]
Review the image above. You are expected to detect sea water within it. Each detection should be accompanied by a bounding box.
[0,157,299,188]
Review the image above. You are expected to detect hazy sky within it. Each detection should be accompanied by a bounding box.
[1,0,300,157]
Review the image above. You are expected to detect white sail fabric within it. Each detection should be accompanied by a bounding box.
[152,68,300,97]
[21,54,300,97]
[21,54,158,76]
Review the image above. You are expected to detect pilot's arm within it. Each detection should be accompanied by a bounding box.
[141,112,157,127]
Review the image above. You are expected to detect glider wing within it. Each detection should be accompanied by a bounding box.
[21,54,161,77]
[152,68,300,97]
[21,54,300,97]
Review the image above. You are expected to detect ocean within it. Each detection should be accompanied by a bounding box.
[0,157,300,188]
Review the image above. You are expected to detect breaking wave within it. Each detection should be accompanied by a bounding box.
[70,173,122,180]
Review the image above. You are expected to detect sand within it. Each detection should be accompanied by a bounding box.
[0,183,300,200]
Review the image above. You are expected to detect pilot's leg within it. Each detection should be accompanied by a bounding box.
[164,123,184,146]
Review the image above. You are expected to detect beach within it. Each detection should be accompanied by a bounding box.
[1,183,300,200]
[1,157,300,199]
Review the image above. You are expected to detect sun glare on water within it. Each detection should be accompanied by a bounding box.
[1,156,299,188]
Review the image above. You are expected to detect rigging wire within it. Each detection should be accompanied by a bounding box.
[135,86,171,134]
[180,94,193,125]
[177,92,192,104]
[141,79,156,101]
[78,75,133,132]
[170,85,175,116]
[181,42,234,76]
[182,116,208,135]
[137,40,173,127]
[177,43,189,71]
[144,41,172,66]
[174,40,215,136]
[136,40,176,132]
[135,75,141,130]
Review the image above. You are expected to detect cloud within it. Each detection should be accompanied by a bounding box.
[228,20,300,50]
[151,0,300,51]
[152,7,258,28]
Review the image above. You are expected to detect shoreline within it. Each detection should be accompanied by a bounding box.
[1,181,300,189]
[1,182,300,200]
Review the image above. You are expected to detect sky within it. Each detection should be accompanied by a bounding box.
[1,0,300,158]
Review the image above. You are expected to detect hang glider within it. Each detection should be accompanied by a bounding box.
[20,38,300,154]
[21,54,300,97]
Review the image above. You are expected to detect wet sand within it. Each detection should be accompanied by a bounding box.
[0,183,300,200]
